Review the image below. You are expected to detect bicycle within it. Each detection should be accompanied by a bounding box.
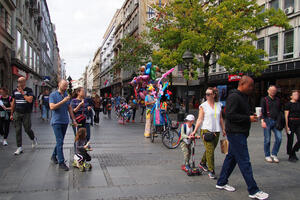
[150,116,181,149]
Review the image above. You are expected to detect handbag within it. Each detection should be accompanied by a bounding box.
[220,139,229,154]
[75,103,86,125]
[203,103,217,142]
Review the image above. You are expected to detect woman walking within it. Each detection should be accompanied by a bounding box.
[71,87,93,141]
[285,90,300,162]
[192,87,226,179]
[0,88,13,146]
[93,94,101,125]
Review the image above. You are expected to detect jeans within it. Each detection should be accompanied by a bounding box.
[287,123,300,156]
[0,118,10,139]
[42,105,50,120]
[217,133,259,195]
[52,124,68,164]
[14,112,35,147]
[263,118,282,157]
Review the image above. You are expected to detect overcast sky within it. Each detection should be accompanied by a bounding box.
[47,0,123,80]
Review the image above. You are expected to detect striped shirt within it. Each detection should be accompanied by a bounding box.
[12,87,34,113]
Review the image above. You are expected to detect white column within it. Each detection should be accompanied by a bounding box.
[294,27,299,58]
[278,31,284,61]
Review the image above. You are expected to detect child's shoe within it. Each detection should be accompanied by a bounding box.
[83,162,92,171]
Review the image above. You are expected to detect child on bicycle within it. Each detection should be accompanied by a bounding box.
[180,114,198,171]
[73,128,92,172]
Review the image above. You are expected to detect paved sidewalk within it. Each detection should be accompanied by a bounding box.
[0,111,299,200]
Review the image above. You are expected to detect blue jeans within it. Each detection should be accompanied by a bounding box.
[52,124,68,164]
[263,118,282,157]
[42,105,50,120]
[217,133,259,195]
[72,123,91,141]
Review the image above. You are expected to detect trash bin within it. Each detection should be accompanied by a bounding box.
[177,112,185,122]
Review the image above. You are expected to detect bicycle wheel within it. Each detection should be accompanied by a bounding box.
[150,123,155,143]
[162,128,180,149]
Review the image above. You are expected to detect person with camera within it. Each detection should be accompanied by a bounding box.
[49,80,77,171]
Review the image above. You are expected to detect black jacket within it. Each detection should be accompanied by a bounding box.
[260,96,280,120]
[225,89,251,137]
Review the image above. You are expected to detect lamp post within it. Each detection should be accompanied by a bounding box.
[67,76,72,95]
[182,50,194,114]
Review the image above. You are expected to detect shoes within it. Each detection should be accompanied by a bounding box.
[199,163,208,172]
[216,184,236,192]
[14,147,23,155]
[265,156,272,163]
[208,171,217,179]
[132,120,135,123]
[51,156,58,164]
[249,191,269,200]
[59,163,69,171]
[271,155,279,163]
[144,133,150,138]
[288,155,298,163]
[3,139,8,146]
[32,137,38,148]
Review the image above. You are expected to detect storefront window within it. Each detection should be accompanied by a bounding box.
[16,31,22,60]
[283,30,294,59]
[269,34,278,62]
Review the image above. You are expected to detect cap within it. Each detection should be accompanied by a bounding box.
[185,114,195,121]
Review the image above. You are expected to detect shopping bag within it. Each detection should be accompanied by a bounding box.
[220,139,229,154]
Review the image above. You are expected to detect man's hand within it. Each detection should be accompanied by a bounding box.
[73,121,78,127]
[286,127,291,134]
[88,106,92,111]
[10,115,13,121]
[17,87,24,95]
[261,121,267,128]
[250,115,258,123]
[222,130,226,137]
[63,95,71,103]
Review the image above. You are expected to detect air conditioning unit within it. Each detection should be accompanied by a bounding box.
[284,7,294,15]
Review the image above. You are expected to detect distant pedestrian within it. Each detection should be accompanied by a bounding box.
[49,80,77,171]
[0,87,13,146]
[284,90,300,162]
[260,85,282,163]
[139,98,145,122]
[216,76,269,200]
[192,87,226,180]
[42,89,50,121]
[106,98,112,119]
[128,96,137,123]
[10,77,38,155]
[93,94,101,125]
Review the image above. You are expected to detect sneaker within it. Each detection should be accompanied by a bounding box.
[199,163,208,172]
[289,155,298,162]
[32,137,38,148]
[216,184,236,192]
[271,155,279,163]
[265,156,272,163]
[294,155,299,161]
[249,191,269,200]
[51,156,58,164]
[208,171,217,179]
[14,147,23,155]
[59,163,69,171]
[3,139,8,146]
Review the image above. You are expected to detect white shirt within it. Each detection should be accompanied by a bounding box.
[200,101,222,132]
[183,125,194,144]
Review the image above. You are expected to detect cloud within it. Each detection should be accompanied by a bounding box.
[47,0,123,80]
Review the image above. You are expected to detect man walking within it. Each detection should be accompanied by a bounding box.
[49,80,77,171]
[216,76,269,200]
[260,85,282,163]
[10,77,38,155]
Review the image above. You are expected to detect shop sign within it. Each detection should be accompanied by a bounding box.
[12,66,29,79]
[228,73,243,82]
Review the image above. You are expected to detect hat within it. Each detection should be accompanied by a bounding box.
[185,114,195,121]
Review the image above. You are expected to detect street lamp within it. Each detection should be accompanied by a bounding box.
[182,50,194,114]
[67,76,72,95]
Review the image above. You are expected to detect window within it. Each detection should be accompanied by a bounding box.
[24,39,28,64]
[269,34,278,61]
[29,45,32,68]
[33,51,36,71]
[257,38,265,59]
[0,4,5,29]
[270,0,279,10]
[284,30,294,59]
[0,3,12,34]
[284,0,294,9]
[36,55,40,74]
[16,31,22,60]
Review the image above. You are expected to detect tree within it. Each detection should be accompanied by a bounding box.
[113,35,152,73]
[147,0,291,91]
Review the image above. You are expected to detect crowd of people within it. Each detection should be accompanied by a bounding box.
[0,76,299,200]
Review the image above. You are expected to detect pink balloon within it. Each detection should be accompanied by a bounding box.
[141,75,150,80]
[139,92,145,100]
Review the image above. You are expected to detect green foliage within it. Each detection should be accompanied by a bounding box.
[147,0,291,83]
[113,34,152,72]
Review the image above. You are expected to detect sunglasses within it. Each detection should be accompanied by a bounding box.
[206,93,213,96]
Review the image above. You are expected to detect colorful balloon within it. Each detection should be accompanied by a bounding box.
[140,66,145,72]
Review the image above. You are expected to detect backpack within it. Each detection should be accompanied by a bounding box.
[178,123,195,139]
